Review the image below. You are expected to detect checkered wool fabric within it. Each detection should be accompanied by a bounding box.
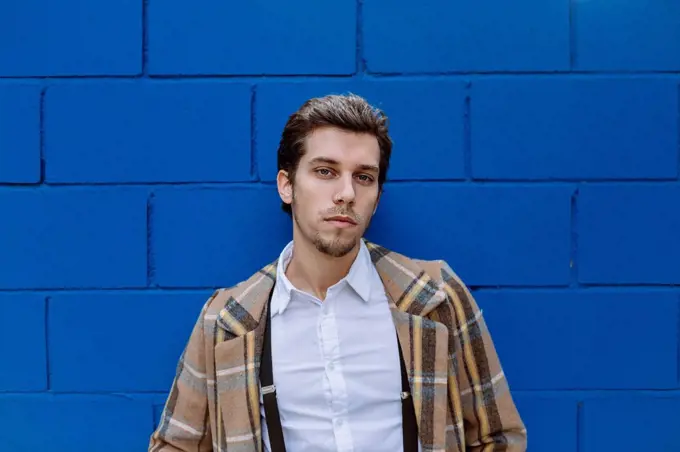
[149,241,527,452]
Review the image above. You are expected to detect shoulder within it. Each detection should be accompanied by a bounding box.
[418,259,483,331]
[402,256,484,337]
[368,239,470,292]
[367,241,466,290]
[197,261,278,331]
[367,241,476,319]
[412,258,474,308]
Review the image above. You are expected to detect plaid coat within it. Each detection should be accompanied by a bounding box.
[149,241,527,452]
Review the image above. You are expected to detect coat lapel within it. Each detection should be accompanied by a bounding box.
[369,242,451,451]
[213,240,451,451]
[214,264,277,452]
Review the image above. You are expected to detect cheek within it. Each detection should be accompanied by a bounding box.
[302,179,333,201]
[358,194,379,216]
[294,181,325,213]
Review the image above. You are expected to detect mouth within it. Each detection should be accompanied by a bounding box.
[325,215,358,227]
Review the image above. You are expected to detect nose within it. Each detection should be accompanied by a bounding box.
[333,174,356,205]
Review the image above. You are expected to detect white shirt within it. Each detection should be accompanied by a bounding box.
[261,240,408,452]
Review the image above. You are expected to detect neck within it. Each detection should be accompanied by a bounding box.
[285,234,361,301]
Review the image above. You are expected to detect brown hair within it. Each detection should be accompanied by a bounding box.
[277,93,393,216]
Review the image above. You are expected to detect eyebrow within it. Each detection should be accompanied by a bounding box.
[307,157,379,173]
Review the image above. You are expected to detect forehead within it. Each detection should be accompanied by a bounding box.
[302,127,380,166]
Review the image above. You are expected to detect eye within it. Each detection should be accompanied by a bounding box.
[356,174,375,184]
[315,168,334,177]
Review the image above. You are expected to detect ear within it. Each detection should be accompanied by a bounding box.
[277,170,293,206]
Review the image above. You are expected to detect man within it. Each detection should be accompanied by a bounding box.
[149,94,527,452]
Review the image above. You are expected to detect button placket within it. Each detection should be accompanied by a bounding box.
[319,295,354,450]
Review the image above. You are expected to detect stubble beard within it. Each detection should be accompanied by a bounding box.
[293,211,360,258]
[290,186,377,258]
[292,205,374,259]
[313,233,358,258]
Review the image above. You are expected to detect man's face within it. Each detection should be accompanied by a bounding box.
[277,126,381,258]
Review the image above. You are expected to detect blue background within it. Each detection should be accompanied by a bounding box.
[1,1,679,450]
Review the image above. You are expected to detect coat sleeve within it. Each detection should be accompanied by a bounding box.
[149,296,215,452]
[439,262,527,451]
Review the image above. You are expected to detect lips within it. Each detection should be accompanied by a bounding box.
[326,215,357,225]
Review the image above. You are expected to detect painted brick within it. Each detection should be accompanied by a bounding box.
[582,393,680,451]
[0,394,152,451]
[365,184,572,286]
[475,290,679,390]
[45,83,252,183]
[0,0,141,76]
[148,1,355,75]
[49,291,210,392]
[0,84,41,183]
[0,188,147,289]
[1,1,679,449]
[512,393,578,452]
[363,0,570,73]
[152,186,291,288]
[579,184,680,284]
[0,294,46,391]
[471,78,678,180]
[256,80,467,181]
[574,1,680,71]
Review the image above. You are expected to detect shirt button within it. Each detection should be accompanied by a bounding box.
[328,362,335,371]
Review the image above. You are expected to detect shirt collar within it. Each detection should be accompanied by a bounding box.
[272,241,295,316]
[272,240,373,316]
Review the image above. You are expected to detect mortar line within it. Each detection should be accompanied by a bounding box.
[570,186,580,287]
[146,192,156,286]
[569,0,578,69]
[356,0,365,74]
[142,0,149,75]
[463,82,472,180]
[45,296,51,390]
[39,87,47,184]
[250,85,259,181]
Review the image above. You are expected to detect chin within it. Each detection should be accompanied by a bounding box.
[312,233,360,258]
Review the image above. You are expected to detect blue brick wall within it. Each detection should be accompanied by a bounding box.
[0,1,678,451]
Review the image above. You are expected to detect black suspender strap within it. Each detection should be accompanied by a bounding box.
[260,288,419,452]
[398,339,419,452]
[260,289,287,452]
